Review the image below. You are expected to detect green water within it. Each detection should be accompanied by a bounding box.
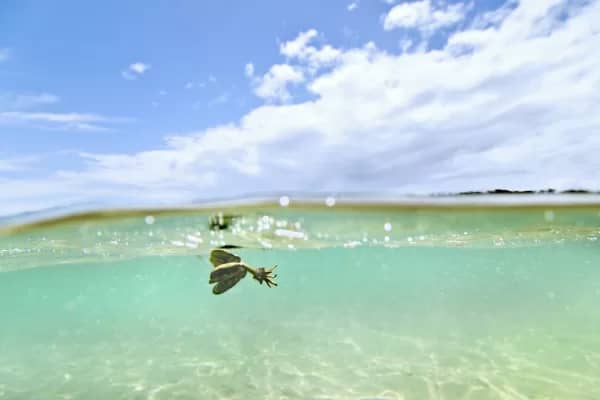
[1,202,600,399]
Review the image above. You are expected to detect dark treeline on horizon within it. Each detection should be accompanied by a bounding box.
[451,189,599,196]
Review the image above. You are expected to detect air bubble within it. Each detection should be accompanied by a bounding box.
[279,196,290,207]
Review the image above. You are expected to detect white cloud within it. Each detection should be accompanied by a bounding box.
[245,62,255,77]
[121,62,151,80]
[253,64,304,102]
[0,156,38,172]
[2,0,600,215]
[130,62,150,74]
[471,0,517,29]
[281,29,318,58]
[250,29,342,101]
[0,91,126,131]
[0,111,126,131]
[383,0,468,33]
[0,112,106,123]
[446,27,495,48]
[400,38,414,53]
[0,92,60,110]
[348,1,359,11]
[280,29,341,69]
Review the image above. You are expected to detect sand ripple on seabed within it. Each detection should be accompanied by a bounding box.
[1,326,599,400]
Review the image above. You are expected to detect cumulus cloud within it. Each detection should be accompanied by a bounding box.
[253,64,304,102]
[2,0,600,215]
[250,29,341,102]
[280,29,318,58]
[280,29,341,69]
[121,62,151,80]
[383,0,469,34]
[348,1,359,11]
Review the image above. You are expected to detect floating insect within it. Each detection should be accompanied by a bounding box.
[208,249,278,295]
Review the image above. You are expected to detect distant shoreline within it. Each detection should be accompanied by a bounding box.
[2,190,600,236]
[438,189,600,196]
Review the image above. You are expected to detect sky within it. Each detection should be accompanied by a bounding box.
[1,0,599,215]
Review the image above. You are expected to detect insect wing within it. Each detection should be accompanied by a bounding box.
[209,263,247,284]
[209,249,241,267]
[212,270,246,295]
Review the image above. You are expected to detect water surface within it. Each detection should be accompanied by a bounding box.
[1,199,599,399]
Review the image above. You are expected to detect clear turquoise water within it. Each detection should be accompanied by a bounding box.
[1,203,599,399]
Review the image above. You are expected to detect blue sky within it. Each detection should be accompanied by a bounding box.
[1,0,599,214]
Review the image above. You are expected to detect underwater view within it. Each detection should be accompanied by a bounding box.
[1,197,599,399]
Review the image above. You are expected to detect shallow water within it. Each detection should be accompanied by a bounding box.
[1,200,600,399]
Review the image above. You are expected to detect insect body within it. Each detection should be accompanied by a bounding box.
[208,249,278,295]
